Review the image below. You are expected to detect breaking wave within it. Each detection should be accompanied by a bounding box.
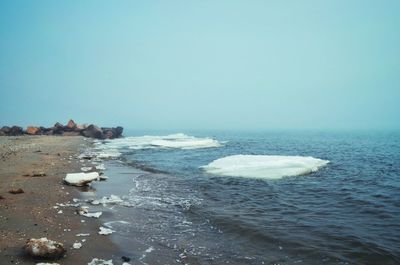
[201,155,329,179]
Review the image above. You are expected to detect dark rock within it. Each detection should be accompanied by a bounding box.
[82,124,104,139]
[9,126,24,136]
[66,119,77,129]
[62,131,81,136]
[1,126,11,134]
[121,256,131,262]
[32,172,46,177]
[26,126,40,135]
[53,122,64,134]
[44,129,54,135]
[9,188,24,194]
[0,195,4,199]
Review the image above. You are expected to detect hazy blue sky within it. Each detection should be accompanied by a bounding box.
[0,0,399,130]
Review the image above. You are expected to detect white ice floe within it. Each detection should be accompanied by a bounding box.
[96,164,106,170]
[76,233,90,237]
[64,172,100,186]
[201,155,329,179]
[98,226,114,235]
[91,195,123,205]
[72,242,82,249]
[81,167,93,172]
[96,133,222,151]
[57,210,63,214]
[87,258,113,265]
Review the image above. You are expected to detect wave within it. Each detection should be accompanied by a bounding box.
[201,155,329,179]
[97,133,222,151]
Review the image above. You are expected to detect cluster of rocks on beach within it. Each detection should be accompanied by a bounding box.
[0,119,123,139]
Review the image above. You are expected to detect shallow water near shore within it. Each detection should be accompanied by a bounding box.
[86,130,400,265]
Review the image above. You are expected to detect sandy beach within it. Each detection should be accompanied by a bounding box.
[0,136,118,265]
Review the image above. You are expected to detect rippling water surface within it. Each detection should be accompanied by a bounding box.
[92,130,400,265]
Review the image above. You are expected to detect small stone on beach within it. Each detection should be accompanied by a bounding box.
[9,188,24,194]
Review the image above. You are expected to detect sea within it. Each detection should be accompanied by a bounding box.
[83,130,400,265]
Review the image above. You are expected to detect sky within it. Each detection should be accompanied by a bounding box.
[0,0,399,131]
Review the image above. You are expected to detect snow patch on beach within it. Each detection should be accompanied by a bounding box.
[96,133,222,151]
[201,155,329,179]
[88,258,113,265]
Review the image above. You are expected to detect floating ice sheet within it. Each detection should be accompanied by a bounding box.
[96,133,222,151]
[201,155,329,179]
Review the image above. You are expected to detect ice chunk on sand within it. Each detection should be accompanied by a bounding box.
[201,155,329,179]
[98,226,114,235]
[88,258,113,265]
[77,206,102,218]
[76,233,90,237]
[96,164,106,170]
[91,195,123,205]
[72,242,82,249]
[25,238,66,259]
[64,172,100,186]
[80,167,93,172]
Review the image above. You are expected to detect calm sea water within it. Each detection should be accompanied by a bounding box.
[93,130,400,265]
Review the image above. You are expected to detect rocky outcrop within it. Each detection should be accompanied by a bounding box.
[0,120,123,139]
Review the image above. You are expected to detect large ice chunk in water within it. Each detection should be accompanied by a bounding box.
[97,133,222,150]
[201,155,329,179]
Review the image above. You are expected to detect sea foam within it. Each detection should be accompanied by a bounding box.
[98,133,222,150]
[201,155,329,179]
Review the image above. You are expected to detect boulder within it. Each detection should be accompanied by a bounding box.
[66,119,77,129]
[62,131,80,136]
[1,126,10,134]
[26,126,40,135]
[115,126,123,137]
[0,131,5,136]
[25,238,66,259]
[53,122,64,134]
[76,124,88,130]
[9,126,24,136]
[82,125,104,139]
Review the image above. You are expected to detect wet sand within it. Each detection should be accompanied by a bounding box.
[0,136,119,265]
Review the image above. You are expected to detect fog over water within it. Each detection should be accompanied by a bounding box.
[0,1,399,131]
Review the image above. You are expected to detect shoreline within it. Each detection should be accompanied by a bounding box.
[0,136,119,265]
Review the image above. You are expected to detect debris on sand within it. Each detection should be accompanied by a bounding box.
[64,172,100,186]
[98,227,114,235]
[0,195,4,199]
[9,188,24,194]
[25,238,66,259]
[36,263,60,265]
[32,172,46,177]
[87,258,113,265]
